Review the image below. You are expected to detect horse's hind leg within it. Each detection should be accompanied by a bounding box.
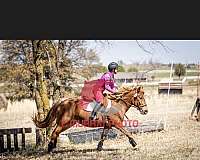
[114,125,137,148]
[48,125,63,152]
[48,121,73,152]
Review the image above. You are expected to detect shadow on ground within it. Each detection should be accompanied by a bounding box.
[0,147,139,159]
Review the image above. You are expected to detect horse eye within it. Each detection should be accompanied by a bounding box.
[138,94,143,98]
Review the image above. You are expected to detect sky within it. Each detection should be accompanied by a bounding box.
[87,40,200,66]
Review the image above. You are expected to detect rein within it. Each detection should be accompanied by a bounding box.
[107,90,146,120]
[107,94,134,120]
[124,114,130,120]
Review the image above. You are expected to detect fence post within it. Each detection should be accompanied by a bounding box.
[13,130,19,151]
[0,128,32,153]
[6,133,11,151]
[22,128,25,149]
[0,135,4,152]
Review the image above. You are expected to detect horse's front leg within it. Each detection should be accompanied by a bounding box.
[97,125,110,151]
[114,124,137,148]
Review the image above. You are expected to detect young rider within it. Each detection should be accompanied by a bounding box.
[90,62,119,120]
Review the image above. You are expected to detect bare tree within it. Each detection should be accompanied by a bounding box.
[136,40,175,55]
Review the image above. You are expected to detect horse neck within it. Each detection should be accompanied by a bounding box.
[116,96,131,116]
[118,90,135,115]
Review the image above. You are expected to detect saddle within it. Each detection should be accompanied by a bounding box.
[83,93,109,112]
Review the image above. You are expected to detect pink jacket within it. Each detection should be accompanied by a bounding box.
[79,72,117,106]
[100,71,117,93]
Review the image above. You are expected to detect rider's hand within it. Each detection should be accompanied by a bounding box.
[111,92,118,95]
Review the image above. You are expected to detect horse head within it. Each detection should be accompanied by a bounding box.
[116,85,148,115]
[131,86,148,115]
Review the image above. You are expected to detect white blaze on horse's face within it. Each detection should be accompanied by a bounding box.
[132,86,148,115]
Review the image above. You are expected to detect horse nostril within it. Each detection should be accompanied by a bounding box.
[144,110,148,114]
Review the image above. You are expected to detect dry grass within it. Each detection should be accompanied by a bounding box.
[0,86,200,159]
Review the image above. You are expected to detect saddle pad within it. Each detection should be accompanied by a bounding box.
[105,99,112,112]
[83,101,97,112]
[83,100,112,112]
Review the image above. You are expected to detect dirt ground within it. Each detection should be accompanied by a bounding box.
[1,85,200,160]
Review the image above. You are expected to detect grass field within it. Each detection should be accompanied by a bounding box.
[148,69,199,79]
[0,85,200,160]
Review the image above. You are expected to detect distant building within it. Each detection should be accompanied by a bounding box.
[94,72,149,84]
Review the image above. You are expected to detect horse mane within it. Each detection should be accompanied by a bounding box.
[107,85,139,100]
[117,86,134,94]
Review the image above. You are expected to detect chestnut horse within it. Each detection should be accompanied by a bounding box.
[33,86,148,152]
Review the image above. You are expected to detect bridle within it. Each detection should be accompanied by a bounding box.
[112,93,146,120]
[107,89,147,120]
[119,97,146,112]
[109,90,146,112]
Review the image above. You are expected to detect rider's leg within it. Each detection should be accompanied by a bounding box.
[90,90,104,120]
[90,102,102,119]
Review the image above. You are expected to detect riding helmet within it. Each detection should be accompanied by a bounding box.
[108,62,119,72]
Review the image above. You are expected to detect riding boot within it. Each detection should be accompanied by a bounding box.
[90,102,102,120]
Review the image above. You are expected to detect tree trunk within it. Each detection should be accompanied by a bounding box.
[35,90,46,147]
[48,41,63,104]
[32,40,50,147]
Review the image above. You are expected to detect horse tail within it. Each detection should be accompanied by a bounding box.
[32,101,60,128]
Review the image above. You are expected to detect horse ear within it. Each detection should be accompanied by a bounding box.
[137,86,141,93]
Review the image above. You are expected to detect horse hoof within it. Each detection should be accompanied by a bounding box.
[97,142,103,151]
[48,141,54,152]
[97,146,103,151]
[129,138,137,148]
[132,147,139,151]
